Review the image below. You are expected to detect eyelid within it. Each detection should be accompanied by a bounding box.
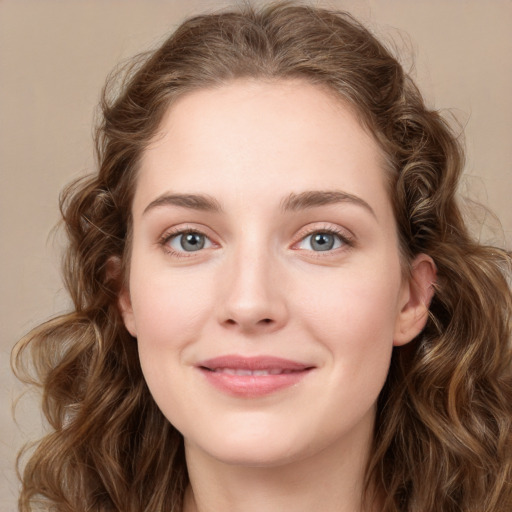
[157,222,355,258]
[291,223,355,252]
[158,224,219,257]
[169,232,213,252]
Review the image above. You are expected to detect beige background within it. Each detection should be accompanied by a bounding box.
[1,0,511,510]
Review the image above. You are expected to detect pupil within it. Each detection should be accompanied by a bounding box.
[312,233,334,251]
[181,233,205,251]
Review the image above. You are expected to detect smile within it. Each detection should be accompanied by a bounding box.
[197,355,315,397]
[206,368,301,375]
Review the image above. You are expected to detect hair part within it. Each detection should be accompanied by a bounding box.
[13,2,512,511]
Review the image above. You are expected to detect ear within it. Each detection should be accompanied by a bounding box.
[393,253,437,346]
[118,285,137,338]
[107,256,137,338]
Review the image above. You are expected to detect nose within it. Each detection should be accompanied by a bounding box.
[217,246,288,335]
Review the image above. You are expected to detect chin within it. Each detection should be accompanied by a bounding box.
[203,443,305,468]
[185,422,325,469]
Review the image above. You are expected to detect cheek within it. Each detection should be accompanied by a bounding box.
[292,259,403,400]
[296,263,402,343]
[127,260,230,421]
[130,272,215,347]
[128,264,218,420]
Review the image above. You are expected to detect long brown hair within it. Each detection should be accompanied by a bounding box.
[13,3,512,511]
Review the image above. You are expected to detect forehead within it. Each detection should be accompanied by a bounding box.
[134,79,390,217]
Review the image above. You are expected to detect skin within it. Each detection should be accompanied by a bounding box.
[119,79,435,512]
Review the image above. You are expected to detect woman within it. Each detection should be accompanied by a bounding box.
[13,3,512,511]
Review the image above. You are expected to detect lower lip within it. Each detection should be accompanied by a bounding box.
[199,368,312,397]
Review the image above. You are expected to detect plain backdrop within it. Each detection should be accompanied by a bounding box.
[1,1,511,510]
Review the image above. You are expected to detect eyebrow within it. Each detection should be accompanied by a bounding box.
[142,189,375,218]
[280,190,376,218]
[143,193,223,215]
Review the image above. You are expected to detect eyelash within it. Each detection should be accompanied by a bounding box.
[158,224,354,258]
[158,226,214,258]
[293,225,354,255]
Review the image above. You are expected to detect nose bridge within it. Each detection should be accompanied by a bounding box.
[219,231,287,332]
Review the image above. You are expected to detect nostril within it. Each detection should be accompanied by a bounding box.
[222,317,277,329]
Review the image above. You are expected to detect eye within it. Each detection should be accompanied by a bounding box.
[297,231,345,252]
[167,231,213,252]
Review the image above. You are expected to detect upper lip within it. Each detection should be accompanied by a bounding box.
[198,355,314,372]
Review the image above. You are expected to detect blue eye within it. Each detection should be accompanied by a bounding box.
[298,231,344,251]
[168,232,212,252]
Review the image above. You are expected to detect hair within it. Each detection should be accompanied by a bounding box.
[13,2,512,511]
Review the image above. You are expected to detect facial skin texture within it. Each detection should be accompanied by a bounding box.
[120,80,435,511]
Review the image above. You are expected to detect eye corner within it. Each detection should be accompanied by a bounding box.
[291,225,355,254]
[158,225,218,258]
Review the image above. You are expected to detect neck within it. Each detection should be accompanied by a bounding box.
[182,423,380,512]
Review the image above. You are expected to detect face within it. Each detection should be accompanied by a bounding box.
[120,79,433,468]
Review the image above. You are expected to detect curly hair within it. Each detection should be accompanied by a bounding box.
[13,2,512,511]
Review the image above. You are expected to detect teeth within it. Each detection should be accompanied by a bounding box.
[213,368,297,376]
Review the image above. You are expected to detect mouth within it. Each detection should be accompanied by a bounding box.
[196,355,315,397]
[203,368,303,376]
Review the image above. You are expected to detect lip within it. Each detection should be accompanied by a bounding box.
[196,355,315,398]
